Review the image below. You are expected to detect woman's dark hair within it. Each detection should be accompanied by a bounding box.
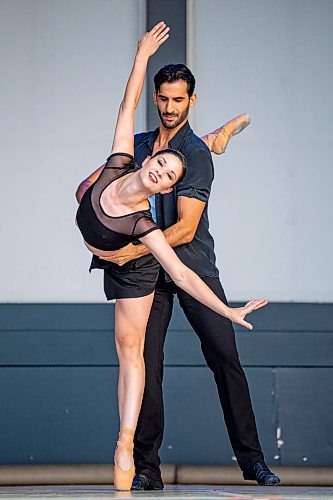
[152,148,187,181]
[154,64,196,97]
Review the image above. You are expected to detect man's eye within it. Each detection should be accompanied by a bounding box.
[168,174,172,180]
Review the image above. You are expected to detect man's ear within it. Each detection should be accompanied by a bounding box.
[189,92,197,108]
[153,91,157,105]
[160,187,173,195]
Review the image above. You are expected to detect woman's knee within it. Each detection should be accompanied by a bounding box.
[116,330,144,360]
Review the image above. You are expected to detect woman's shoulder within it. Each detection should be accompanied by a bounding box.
[105,152,135,169]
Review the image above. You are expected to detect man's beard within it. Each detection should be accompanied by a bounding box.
[158,104,190,129]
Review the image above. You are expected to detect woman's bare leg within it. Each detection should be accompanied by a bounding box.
[113,292,155,489]
[201,113,250,154]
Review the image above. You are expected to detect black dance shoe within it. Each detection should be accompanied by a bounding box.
[131,473,164,491]
[243,461,280,485]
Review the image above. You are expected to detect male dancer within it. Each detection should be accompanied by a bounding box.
[102,64,280,488]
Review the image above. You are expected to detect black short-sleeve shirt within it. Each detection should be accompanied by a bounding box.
[134,121,219,280]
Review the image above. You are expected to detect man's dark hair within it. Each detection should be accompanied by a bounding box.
[154,64,196,97]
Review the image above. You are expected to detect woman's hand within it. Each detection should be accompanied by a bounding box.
[137,21,170,59]
[227,299,268,330]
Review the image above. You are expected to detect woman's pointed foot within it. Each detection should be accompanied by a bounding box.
[202,113,250,155]
[114,428,135,491]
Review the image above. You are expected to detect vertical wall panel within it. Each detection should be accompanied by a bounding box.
[161,367,277,465]
[277,368,333,466]
[0,367,119,464]
[146,0,186,130]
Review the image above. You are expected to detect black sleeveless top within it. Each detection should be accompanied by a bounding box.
[76,153,158,251]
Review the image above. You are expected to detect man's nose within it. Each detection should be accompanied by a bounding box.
[165,100,174,113]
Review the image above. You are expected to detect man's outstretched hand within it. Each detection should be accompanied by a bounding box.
[227,299,268,330]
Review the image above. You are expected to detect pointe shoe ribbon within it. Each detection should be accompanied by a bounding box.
[202,113,251,155]
[114,428,135,491]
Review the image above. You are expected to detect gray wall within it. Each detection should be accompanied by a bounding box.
[0,0,332,302]
[0,0,145,302]
[0,302,332,466]
[189,0,333,302]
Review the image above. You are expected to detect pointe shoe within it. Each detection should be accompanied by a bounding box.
[202,113,250,155]
[114,428,135,491]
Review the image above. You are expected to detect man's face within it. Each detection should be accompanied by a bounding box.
[153,80,196,129]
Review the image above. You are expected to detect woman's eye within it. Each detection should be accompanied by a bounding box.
[158,159,162,166]
[168,174,172,180]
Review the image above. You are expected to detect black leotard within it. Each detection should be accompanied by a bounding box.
[76,153,158,251]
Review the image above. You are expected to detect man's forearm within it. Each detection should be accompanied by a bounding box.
[135,220,193,257]
[162,219,194,247]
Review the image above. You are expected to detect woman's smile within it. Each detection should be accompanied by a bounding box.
[149,172,158,184]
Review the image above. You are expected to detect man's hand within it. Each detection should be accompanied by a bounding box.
[98,243,146,266]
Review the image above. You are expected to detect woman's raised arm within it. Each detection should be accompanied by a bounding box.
[140,229,267,330]
[111,22,170,156]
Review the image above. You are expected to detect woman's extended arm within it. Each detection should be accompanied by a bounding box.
[111,22,170,156]
[75,22,169,203]
[140,230,267,330]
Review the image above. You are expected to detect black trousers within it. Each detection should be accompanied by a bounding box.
[134,272,264,480]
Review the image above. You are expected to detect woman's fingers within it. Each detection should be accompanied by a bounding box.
[150,21,166,36]
[240,319,253,330]
[138,22,170,54]
[229,299,267,331]
[156,26,170,41]
[253,299,268,311]
[244,299,268,313]
[157,33,170,46]
[150,22,170,44]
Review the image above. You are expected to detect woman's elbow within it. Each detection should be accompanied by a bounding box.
[75,187,82,203]
[169,266,188,285]
[75,181,87,203]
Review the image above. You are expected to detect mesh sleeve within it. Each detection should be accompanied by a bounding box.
[132,214,159,239]
[105,152,134,169]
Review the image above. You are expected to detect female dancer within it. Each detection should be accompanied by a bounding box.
[76,22,266,490]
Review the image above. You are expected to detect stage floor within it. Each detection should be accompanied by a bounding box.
[0,485,333,499]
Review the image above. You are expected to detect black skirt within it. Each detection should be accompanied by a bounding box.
[91,255,160,300]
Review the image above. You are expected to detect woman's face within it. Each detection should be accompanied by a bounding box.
[140,153,183,194]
